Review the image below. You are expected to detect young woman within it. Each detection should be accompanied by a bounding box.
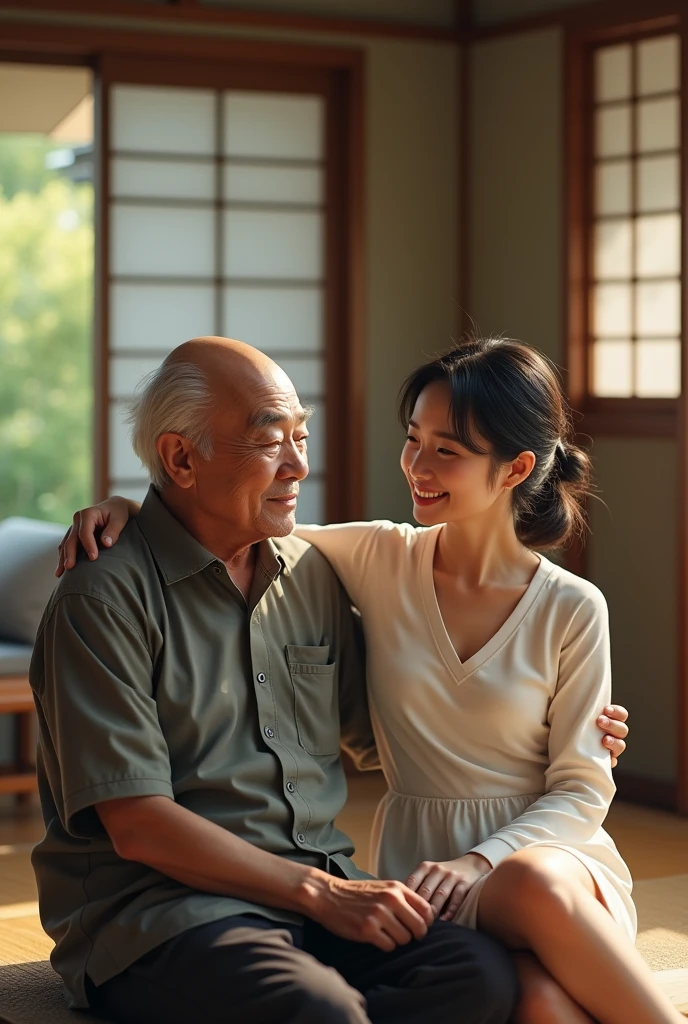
[61,337,679,1024]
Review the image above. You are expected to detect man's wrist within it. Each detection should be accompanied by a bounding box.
[292,866,334,919]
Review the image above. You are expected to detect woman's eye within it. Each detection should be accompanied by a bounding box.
[405,434,418,443]
[438,448,459,456]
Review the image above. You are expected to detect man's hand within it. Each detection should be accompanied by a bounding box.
[57,496,137,576]
[405,853,491,922]
[596,704,628,768]
[302,874,435,953]
[97,796,431,955]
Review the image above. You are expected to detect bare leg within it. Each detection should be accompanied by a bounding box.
[512,953,593,1024]
[477,846,683,1024]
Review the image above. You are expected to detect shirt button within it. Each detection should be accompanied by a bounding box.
[286,781,295,793]
[213,565,222,574]
[257,672,266,684]
[264,726,274,739]
[296,832,306,844]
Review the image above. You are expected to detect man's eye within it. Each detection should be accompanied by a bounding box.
[295,436,308,448]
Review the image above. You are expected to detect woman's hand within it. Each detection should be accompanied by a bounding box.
[56,496,139,576]
[406,852,492,922]
[597,705,628,768]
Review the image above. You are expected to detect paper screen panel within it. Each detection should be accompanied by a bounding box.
[223,92,323,160]
[223,209,323,280]
[224,164,323,205]
[112,158,215,201]
[111,205,216,278]
[111,283,217,352]
[111,85,215,155]
[222,286,323,351]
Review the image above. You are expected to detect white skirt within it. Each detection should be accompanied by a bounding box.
[371,789,637,941]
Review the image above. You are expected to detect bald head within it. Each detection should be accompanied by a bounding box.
[168,336,277,379]
[128,336,310,544]
[164,336,306,440]
[165,336,290,410]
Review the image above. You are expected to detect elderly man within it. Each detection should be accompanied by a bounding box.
[32,338,626,1024]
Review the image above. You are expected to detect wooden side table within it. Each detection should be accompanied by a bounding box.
[0,676,37,804]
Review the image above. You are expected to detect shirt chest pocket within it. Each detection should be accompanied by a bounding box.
[285,644,340,757]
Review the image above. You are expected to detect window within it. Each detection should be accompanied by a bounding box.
[106,84,327,522]
[592,34,681,400]
[98,54,362,523]
[0,63,94,525]
[568,28,683,433]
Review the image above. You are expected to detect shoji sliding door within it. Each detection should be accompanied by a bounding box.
[98,56,361,524]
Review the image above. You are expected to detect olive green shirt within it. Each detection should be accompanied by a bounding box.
[30,488,378,1009]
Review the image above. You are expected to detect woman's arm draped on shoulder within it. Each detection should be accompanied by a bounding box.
[469,590,616,868]
[58,496,139,574]
[294,521,395,611]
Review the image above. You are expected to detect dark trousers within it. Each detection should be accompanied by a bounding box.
[87,913,518,1024]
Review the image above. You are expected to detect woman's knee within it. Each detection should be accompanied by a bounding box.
[490,850,582,920]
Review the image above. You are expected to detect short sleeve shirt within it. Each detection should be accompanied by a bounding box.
[29,488,377,1008]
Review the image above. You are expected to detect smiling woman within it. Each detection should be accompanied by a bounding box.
[288,338,681,1024]
[398,337,592,550]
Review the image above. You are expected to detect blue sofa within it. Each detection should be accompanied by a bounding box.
[0,516,65,798]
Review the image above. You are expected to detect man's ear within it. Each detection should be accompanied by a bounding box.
[157,433,196,489]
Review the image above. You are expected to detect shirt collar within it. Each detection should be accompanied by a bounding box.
[257,538,288,583]
[136,486,287,586]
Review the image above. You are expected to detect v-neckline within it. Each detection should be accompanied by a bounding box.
[420,526,554,681]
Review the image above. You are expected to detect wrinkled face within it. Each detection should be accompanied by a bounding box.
[192,365,310,544]
[400,380,508,527]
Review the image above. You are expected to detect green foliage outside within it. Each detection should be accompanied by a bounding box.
[0,135,93,526]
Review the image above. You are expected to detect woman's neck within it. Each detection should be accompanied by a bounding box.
[436,511,539,587]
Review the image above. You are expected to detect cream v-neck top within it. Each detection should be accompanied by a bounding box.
[295,520,636,938]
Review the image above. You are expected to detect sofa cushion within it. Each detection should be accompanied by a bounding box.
[0,642,34,676]
[0,517,66,645]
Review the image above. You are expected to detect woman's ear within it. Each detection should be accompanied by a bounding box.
[503,450,536,491]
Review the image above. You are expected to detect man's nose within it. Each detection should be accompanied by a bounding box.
[279,443,309,480]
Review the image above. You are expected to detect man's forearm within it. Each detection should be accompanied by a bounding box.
[102,795,327,916]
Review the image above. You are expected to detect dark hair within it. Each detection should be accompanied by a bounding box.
[398,337,592,550]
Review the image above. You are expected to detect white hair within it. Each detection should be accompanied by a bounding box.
[127,361,215,490]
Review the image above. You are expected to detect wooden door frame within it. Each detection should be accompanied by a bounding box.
[0,23,366,525]
[679,20,688,816]
[0,0,460,44]
[564,8,688,814]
